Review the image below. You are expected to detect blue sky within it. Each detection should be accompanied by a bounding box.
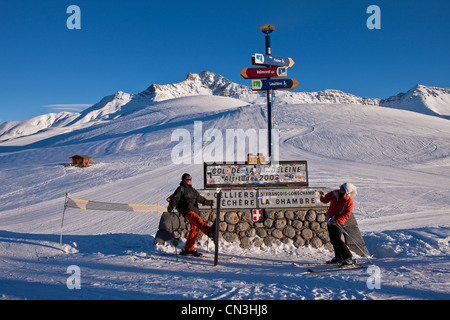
[1,0,449,122]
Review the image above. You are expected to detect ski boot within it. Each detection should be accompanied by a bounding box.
[179,249,203,257]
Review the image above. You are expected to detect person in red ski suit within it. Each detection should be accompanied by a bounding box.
[320,183,357,265]
[167,173,214,256]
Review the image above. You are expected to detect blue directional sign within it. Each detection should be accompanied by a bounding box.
[253,53,295,67]
[252,79,298,91]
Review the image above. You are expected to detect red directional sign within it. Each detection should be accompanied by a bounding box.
[240,67,288,79]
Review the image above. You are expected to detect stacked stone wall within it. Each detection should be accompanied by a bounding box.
[155,208,334,251]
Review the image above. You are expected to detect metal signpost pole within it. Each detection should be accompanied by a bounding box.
[243,25,296,162]
[263,27,274,162]
[214,187,222,266]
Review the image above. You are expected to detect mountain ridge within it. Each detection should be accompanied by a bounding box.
[380,84,450,118]
[1,70,448,141]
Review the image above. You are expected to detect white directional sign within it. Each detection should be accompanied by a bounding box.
[197,188,330,209]
[198,189,257,209]
[258,188,329,208]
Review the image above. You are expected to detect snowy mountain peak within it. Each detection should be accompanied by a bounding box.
[69,90,134,124]
[0,111,78,141]
[380,84,450,118]
[63,71,253,127]
[1,71,449,142]
[113,90,133,101]
[138,70,254,102]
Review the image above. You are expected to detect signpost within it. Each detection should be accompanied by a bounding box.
[214,188,221,266]
[241,25,298,161]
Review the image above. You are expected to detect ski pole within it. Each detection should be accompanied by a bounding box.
[214,188,221,266]
[59,193,69,245]
[169,210,178,261]
[335,222,374,264]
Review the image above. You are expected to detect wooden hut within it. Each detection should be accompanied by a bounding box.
[69,155,92,167]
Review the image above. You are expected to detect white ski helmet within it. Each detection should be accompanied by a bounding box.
[340,182,357,197]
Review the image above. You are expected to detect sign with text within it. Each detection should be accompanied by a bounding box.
[240,67,288,79]
[204,161,308,189]
[252,78,298,91]
[258,188,328,208]
[253,53,295,67]
[198,189,257,209]
[197,187,330,209]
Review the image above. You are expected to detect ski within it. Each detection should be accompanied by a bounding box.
[159,252,233,261]
[293,262,338,268]
[159,252,208,258]
[307,264,368,274]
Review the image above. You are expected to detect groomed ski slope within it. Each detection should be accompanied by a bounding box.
[0,95,449,300]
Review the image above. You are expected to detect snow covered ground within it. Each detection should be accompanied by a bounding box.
[0,78,449,301]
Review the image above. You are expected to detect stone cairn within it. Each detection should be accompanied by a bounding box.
[154,208,334,251]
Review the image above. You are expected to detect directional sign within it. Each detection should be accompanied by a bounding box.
[240,67,288,79]
[198,189,257,209]
[253,53,295,67]
[252,79,298,91]
[258,188,328,208]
